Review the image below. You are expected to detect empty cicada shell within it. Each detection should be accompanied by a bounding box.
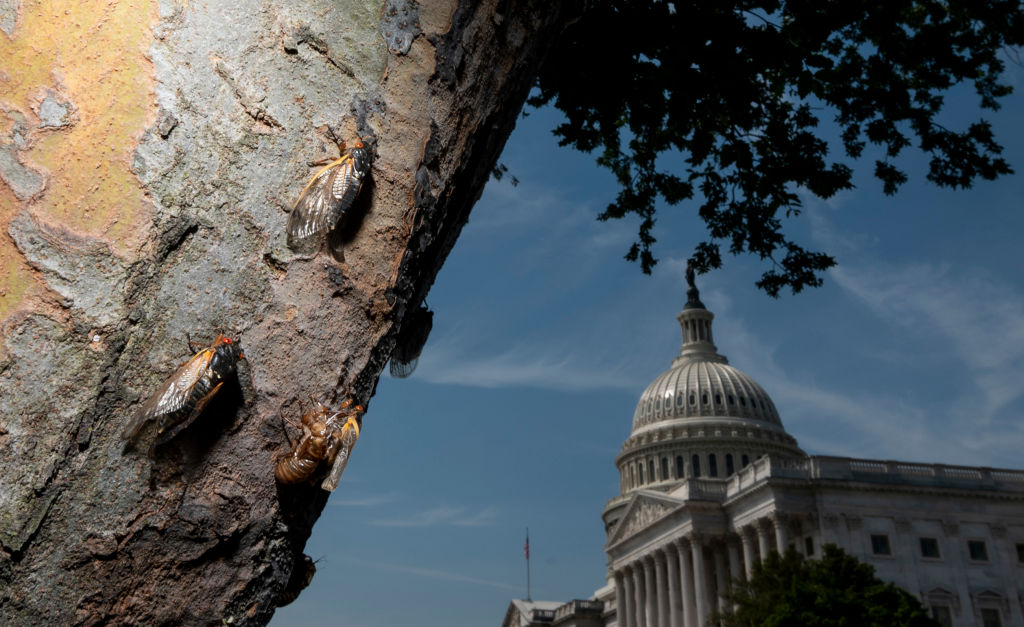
[276,397,365,491]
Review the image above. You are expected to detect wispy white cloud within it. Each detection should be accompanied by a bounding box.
[330,492,400,507]
[416,337,647,392]
[370,505,499,528]
[831,262,1024,420]
[341,557,521,592]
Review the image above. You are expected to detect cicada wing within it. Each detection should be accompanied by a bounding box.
[154,381,223,446]
[388,356,420,378]
[321,417,360,492]
[121,349,215,445]
[286,156,352,253]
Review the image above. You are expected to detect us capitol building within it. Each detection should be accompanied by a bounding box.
[503,278,1024,627]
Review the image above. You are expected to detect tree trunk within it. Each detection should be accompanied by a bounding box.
[0,1,573,623]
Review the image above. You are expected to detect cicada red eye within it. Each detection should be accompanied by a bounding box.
[223,337,233,344]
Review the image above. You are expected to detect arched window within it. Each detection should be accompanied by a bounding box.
[649,460,656,482]
[692,454,701,478]
[630,465,635,487]
[709,453,718,477]
[638,463,644,484]
[701,393,708,404]
[661,457,669,481]
[676,455,684,478]
[726,454,735,476]
[715,394,722,405]
[741,454,750,468]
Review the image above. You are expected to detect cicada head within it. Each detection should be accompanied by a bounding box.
[209,336,244,379]
[349,138,372,178]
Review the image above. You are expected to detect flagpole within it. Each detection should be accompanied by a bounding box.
[525,527,531,601]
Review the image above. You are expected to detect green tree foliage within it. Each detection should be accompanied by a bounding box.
[531,0,1024,295]
[715,545,940,626]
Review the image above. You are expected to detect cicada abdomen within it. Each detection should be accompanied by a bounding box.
[123,335,244,453]
[389,304,433,378]
[275,403,333,484]
[286,139,373,254]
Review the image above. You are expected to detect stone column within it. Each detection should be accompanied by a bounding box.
[727,535,742,583]
[740,528,755,579]
[655,551,669,627]
[676,538,696,627]
[633,562,646,627]
[773,514,789,554]
[643,556,657,627]
[615,569,630,627]
[690,535,708,627]
[713,541,728,614]
[756,519,772,558]
[665,544,682,627]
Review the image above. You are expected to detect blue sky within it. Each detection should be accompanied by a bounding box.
[272,64,1024,626]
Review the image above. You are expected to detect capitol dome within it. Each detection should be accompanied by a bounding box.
[603,275,803,531]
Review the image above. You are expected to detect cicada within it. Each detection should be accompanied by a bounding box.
[276,397,364,491]
[389,304,433,378]
[122,334,244,452]
[275,554,316,607]
[286,138,373,253]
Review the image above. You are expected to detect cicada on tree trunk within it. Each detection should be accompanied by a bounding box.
[122,335,244,453]
[286,139,372,255]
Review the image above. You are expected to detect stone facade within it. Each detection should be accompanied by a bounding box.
[595,283,1024,627]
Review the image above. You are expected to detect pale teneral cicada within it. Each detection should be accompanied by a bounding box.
[286,139,372,254]
[122,335,244,453]
[276,397,364,491]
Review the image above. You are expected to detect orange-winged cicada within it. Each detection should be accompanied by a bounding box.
[276,397,364,491]
[286,138,373,253]
[122,334,244,452]
[389,304,433,378]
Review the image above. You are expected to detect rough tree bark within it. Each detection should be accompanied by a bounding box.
[0,1,574,623]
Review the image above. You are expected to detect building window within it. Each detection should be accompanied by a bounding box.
[676,394,684,406]
[981,608,1002,627]
[740,396,747,406]
[725,454,734,476]
[728,394,735,405]
[661,457,669,481]
[1016,543,1024,563]
[931,606,953,627]
[649,460,656,482]
[715,394,722,405]
[968,540,989,562]
[708,454,718,477]
[692,455,701,478]
[804,537,814,556]
[870,534,891,556]
[741,454,750,467]
[689,394,695,405]
[701,393,708,404]
[676,456,684,478]
[638,464,644,484]
[919,537,940,559]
